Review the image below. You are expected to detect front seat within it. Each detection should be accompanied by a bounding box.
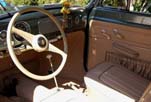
[14,74,40,102]
[84,63,150,102]
[0,73,40,102]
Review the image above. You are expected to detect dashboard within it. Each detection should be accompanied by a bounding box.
[0,7,86,53]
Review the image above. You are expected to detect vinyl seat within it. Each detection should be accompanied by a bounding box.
[85,62,150,102]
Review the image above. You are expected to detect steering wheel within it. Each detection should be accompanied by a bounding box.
[7,7,68,80]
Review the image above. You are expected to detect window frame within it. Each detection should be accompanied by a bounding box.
[98,0,130,11]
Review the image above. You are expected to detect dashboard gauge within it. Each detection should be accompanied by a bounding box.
[14,21,31,41]
[15,21,31,32]
[0,30,7,41]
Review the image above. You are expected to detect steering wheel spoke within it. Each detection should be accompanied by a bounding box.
[48,43,66,56]
[12,26,34,44]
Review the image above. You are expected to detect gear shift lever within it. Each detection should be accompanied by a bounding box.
[46,54,59,89]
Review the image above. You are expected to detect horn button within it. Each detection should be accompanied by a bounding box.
[38,37,47,48]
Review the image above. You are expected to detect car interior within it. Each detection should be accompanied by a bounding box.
[0,0,151,102]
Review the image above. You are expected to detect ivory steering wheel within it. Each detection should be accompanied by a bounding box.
[7,7,67,80]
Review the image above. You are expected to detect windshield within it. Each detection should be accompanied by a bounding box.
[0,0,90,14]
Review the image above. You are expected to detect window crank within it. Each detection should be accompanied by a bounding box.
[101,29,111,40]
[113,29,124,39]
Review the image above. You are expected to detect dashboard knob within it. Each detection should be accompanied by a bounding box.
[0,30,7,40]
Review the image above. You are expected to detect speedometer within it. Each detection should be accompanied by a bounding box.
[15,21,31,32]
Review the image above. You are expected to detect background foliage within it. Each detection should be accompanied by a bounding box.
[103,0,151,13]
[5,0,90,6]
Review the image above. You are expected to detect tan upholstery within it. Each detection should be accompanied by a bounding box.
[86,62,150,102]
[88,20,151,80]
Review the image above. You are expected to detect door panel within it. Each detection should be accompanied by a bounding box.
[87,8,151,79]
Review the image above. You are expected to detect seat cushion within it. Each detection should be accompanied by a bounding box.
[13,74,39,102]
[86,63,150,101]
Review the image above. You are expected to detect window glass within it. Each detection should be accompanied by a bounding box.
[0,0,90,14]
[130,0,151,14]
[102,0,127,9]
